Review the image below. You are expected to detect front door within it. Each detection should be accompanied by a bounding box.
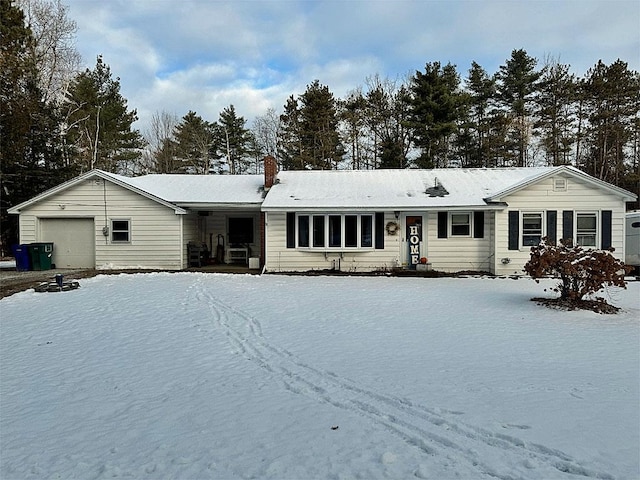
[406,216,422,268]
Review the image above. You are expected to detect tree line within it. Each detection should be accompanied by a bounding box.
[1,0,639,252]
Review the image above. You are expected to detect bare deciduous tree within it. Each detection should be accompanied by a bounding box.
[140,110,179,174]
[18,0,81,103]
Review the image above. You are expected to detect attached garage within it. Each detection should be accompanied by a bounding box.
[40,218,95,268]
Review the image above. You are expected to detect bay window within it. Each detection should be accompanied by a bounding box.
[296,214,374,249]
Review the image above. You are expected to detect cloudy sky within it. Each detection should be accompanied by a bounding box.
[64,0,640,134]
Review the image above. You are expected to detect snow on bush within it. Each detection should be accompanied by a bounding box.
[524,238,631,310]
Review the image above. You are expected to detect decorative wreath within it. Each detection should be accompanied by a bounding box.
[385,221,399,235]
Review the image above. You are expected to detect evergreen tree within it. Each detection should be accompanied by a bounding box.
[340,89,367,169]
[278,95,303,170]
[278,82,342,170]
[495,49,542,166]
[580,59,639,189]
[460,61,497,167]
[218,104,252,174]
[63,55,144,173]
[298,80,343,169]
[173,111,216,174]
[408,62,462,168]
[535,60,577,166]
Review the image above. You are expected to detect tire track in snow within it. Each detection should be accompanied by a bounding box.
[192,279,614,480]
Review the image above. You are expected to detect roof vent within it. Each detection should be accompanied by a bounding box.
[425,178,449,197]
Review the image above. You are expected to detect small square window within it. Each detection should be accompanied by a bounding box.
[451,213,470,236]
[111,219,130,243]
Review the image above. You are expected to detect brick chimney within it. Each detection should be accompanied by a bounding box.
[264,155,278,190]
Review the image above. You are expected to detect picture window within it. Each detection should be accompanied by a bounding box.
[296,214,374,249]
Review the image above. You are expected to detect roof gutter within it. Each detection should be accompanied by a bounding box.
[261,204,508,213]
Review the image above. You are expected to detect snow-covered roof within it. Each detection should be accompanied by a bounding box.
[116,174,265,207]
[261,167,558,211]
[9,165,635,216]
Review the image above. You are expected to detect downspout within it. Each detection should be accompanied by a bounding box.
[179,214,184,269]
[261,211,267,274]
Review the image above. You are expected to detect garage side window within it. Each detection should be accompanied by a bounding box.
[111,219,130,243]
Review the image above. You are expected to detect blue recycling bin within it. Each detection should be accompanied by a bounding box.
[11,244,31,271]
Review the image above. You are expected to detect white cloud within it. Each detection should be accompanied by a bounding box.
[63,0,639,133]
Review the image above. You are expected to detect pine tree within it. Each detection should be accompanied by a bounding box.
[299,80,343,169]
[580,59,639,188]
[173,111,216,174]
[460,61,497,167]
[278,95,303,170]
[340,89,367,169]
[408,62,463,168]
[535,59,577,166]
[495,49,542,166]
[63,55,145,173]
[218,104,252,174]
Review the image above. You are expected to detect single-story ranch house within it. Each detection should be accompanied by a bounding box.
[8,156,636,275]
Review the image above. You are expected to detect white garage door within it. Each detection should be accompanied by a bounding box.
[40,218,95,268]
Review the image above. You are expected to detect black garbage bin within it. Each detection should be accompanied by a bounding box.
[28,242,54,271]
[11,244,31,271]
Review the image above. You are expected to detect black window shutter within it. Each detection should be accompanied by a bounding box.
[473,211,485,238]
[562,210,573,245]
[508,211,519,250]
[374,212,384,249]
[546,210,557,243]
[601,210,612,249]
[437,212,448,238]
[286,212,295,248]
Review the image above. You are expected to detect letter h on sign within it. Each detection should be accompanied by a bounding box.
[408,224,421,265]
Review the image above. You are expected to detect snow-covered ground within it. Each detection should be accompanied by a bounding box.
[1,273,638,480]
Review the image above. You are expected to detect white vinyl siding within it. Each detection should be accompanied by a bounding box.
[494,175,626,275]
[427,212,492,272]
[16,178,184,270]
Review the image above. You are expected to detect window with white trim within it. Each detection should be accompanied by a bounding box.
[450,213,471,236]
[576,213,597,247]
[296,214,374,249]
[522,213,543,246]
[111,219,130,243]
